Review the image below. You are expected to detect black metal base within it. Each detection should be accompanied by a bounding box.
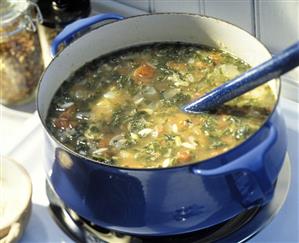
[46,156,291,243]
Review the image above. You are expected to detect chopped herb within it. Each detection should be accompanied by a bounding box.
[234,125,252,140]
[111,109,128,128]
[127,111,149,132]
[209,138,226,148]
[202,116,217,133]
[164,134,175,141]
[162,92,191,106]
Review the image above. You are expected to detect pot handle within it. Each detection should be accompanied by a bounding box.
[51,13,124,57]
[192,123,277,205]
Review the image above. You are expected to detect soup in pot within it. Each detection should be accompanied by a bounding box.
[46,43,275,168]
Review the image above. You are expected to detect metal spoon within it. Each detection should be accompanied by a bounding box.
[183,41,299,113]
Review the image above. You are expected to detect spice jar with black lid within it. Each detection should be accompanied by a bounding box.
[0,0,44,105]
[37,0,91,67]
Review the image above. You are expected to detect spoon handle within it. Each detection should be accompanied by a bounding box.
[183,41,299,113]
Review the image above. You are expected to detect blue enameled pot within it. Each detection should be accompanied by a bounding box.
[37,13,287,236]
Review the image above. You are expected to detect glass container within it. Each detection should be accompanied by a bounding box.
[0,0,44,105]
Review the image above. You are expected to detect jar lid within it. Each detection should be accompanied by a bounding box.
[0,0,42,38]
[0,0,29,26]
[37,0,90,28]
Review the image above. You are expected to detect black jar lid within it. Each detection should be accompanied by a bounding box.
[37,0,90,28]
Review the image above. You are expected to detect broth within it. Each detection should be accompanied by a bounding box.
[46,43,275,168]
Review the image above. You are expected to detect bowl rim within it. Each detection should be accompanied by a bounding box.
[0,157,32,232]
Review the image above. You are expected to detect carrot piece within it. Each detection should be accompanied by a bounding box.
[132,63,156,84]
[177,150,192,163]
[156,125,164,133]
[194,61,209,69]
[209,53,222,64]
[98,138,109,148]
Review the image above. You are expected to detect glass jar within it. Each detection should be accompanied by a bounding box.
[0,0,44,105]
